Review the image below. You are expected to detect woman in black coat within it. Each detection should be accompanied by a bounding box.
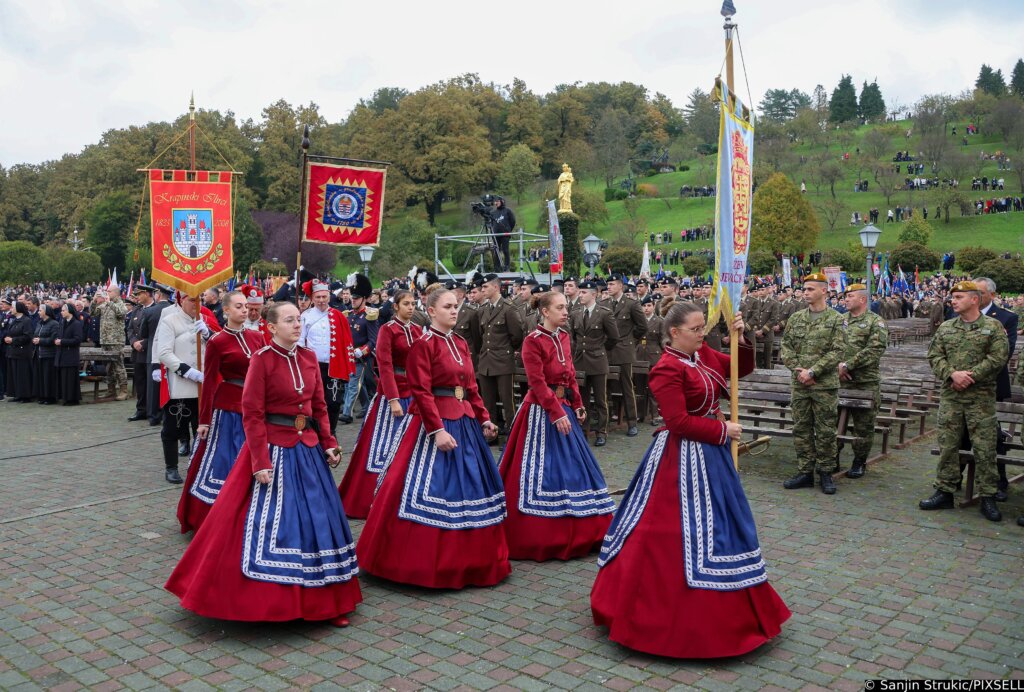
[55,303,84,406]
[3,301,35,402]
[33,305,60,404]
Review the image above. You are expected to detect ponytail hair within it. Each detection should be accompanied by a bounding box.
[660,299,703,342]
[530,290,563,313]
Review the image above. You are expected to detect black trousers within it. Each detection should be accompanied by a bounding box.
[319,363,343,434]
[495,234,511,272]
[132,359,148,415]
[161,398,198,470]
[146,364,162,423]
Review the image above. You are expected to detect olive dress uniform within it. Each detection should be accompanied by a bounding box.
[601,291,646,431]
[477,297,524,432]
[636,313,663,423]
[570,301,618,442]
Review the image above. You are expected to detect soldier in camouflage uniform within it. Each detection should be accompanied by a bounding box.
[780,272,847,495]
[91,285,129,400]
[838,283,888,478]
[920,281,1008,522]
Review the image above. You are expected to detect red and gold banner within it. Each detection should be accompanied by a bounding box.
[302,161,387,246]
[149,170,234,296]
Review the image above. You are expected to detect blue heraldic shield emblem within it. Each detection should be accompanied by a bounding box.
[172,209,215,260]
[323,185,367,230]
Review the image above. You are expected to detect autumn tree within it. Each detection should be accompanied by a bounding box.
[750,173,820,254]
[496,144,540,203]
[593,108,631,188]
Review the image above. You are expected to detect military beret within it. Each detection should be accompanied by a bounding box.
[845,283,867,292]
[563,277,578,284]
[524,278,539,286]
[607,273,625,283]
[637,278,649,286]
[640,296,654,305]
[596,280,608,289]
[530,284,550,295]
[444,280,466,291]
[577,280,598,290]
[950,280,980,293]
[482,273,501,285]
[803,272,828,284]
[661,277,678,286]
[552,279,565,287]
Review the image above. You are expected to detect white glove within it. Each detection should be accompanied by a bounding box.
[151,369,162,382]
[183,368,204,383]
[353,347,363,359]
[192,320,210,337]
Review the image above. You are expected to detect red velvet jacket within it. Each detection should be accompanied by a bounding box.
[199,327,266,425]
[521,325,584,423]
[376,318,418,401]
[241,341,338,473]
[407,326,490,435]
[649,342,754,446]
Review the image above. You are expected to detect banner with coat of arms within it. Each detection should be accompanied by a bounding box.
[706,79,755,333]
[302,161,387,246]
[149,170,234,296]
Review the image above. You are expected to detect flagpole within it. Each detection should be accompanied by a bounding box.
[188,94,203,403]
[296,125,310,306]
[724,4,740,470]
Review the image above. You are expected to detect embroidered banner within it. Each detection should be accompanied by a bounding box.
[149,170,234,296]
[706,79,755,334]
[302,161,387,246]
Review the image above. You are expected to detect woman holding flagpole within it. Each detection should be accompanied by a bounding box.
[166,301,361,626]
[591,299,789,658]
[338,290,418,518]
[498,288,616,561]
[177,290,265,533]
[356,285,509,589]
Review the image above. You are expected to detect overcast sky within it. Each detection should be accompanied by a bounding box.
[2,0,1022,167]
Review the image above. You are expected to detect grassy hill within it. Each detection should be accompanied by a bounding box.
[337,119,1024,277]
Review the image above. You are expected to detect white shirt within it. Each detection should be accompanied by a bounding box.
[300,307,332,363]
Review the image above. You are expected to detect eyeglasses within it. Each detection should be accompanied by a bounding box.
[675,325,705,334]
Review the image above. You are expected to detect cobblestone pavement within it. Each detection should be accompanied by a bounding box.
[0,397,1022,691]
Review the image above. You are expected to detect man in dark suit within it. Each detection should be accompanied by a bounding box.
[137,284,173,425]
[601,274,647,437]
[978,277,1019,501]
[570,280,618,447]
[126,284,155,421]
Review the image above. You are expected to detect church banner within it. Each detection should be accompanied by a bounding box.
[302,161,387,246]
[149,170,234,296]
[706,79,755,333]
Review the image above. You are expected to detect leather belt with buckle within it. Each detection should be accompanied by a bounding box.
[394,367,407,376]
[266,413,319,432]
[225,378,245,387]
[550,385,567,399]
[432,386,465,401]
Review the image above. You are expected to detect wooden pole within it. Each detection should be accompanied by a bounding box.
[296,125,311,305]
[725,15,740,470]
[188,94,204,403]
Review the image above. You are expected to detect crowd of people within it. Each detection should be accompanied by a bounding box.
[4,260,1023,659]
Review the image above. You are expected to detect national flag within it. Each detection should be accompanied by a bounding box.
[914,265,919,289]
[302,161,387,247]
[140,268,147,286]
[640,241,651,278]
[107,268,118,291]
[546,200,563,274]
[656,264,665,280]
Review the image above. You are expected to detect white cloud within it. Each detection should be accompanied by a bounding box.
[1,0,1021,166]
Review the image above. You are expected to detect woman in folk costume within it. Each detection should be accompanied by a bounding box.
[177,290,266,533]
[498,288,616,561]
[166,301,361,627]
[338,289,418,518]
[357,285,510,589]
[591,299,790,658]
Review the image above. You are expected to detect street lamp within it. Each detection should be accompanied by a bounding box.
[859,223,882,299]
[582,234,601,275]
[358,245,375,278]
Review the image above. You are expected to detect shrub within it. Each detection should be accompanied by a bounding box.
[646,168,659,177]
[604,188,618,202]
[890,242,940,271]
[898,216,933,246]
[49,247,104,285]
[636,183,659,198]
[252,259,287,276]
[974,259,1024,293]
[823,248,861,272]
[746,249,778,275]
[614,189,629,201]
[678,164,690,172]
[956,246,998,273]
[558,212,581,276]
[600,246,642,275]
[681,255,709,277]
[0,241,46,284]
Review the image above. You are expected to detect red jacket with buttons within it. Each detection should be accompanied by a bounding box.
[407,327,490,434]
[241,342,338,473]
[521,326,584,423]
[375,319,419,401]
[198,328,266,425]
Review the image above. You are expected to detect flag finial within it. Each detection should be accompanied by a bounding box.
[721,0,736,17]
[189,92,195,120]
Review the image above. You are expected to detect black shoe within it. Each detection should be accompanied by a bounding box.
[595,436,607,447]
[149,418,161,426]
[339,415,354,424]
[1017,516,1024,527]
[994,489,1009,502]
[783,472,815,489]
[626,426,638,437]
[178,441,190,457]
[819,471,837,495]
[127,412,147,422]
[165,468,183,484]
[846,461,866,479]
[919,490,954,510]
[979,497,1002,522]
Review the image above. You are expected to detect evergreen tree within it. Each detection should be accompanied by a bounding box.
[1010,59,1024,98]
[859,80,886,120]
[85,191,134,273]
[976,64,1007,96]
[829,75,858,123]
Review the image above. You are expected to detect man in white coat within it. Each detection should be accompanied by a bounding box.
[155,293,208,484]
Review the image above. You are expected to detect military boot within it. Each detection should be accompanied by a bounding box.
[819,471,837,495]
[979,497,1002,522]
[783,472,815,489]
[846,459,866,479]
[115,388,129,401]
[919,490,954,510]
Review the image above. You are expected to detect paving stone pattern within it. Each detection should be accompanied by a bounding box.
[0,399,1022,690]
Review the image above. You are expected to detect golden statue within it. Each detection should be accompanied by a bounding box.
[557,163,574,213]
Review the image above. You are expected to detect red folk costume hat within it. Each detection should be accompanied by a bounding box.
[244,286,264,304]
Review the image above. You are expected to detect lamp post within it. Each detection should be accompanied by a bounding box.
[859,223,882,300]
[358,245,375,279]
[582,234,601,275]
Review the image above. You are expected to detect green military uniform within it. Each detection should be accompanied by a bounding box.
[841,309,888,469]
[928,313,1009,497]
[91,294,129,399]
[781,305,847,475]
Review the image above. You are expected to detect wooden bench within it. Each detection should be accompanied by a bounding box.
[929,401,1024,506]
[79,346,133,403]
